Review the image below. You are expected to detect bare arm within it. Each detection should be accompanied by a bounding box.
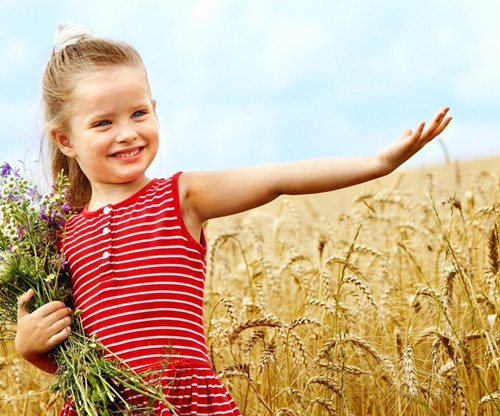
[180,107,452,235]
[15,289,72,374]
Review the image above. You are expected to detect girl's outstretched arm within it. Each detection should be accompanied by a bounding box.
[179,106,451,233]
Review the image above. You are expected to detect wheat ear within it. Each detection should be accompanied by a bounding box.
[228,316,282,343]
[400,346,418,397]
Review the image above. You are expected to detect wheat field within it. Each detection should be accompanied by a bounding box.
[2,157,500,415]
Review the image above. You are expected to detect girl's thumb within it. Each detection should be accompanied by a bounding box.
[17,289,34,321]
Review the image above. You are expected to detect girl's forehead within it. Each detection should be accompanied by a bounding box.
[77,64,147,88]
[70,65,152,115]
[72,65,151,102]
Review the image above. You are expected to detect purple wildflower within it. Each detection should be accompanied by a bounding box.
[39,205,48,221]
[61,256,69,270]
[17,224,27,240]
[6,192,20,202]
[0,162,12,177]
[27,186,42,200]
[61,201,72,213]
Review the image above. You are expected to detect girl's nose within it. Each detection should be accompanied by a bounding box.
[116,122,137,142]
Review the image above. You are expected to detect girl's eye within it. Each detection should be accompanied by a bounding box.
[94,120,110,128]
[132,110,146,118]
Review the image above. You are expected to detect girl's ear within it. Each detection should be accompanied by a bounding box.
[51,129,77,158]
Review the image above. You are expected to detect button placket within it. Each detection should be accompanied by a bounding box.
[101,206,114,273]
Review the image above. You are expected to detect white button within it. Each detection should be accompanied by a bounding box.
[103,206,112,215]
[102,251,110,259]
[102,227,110,235]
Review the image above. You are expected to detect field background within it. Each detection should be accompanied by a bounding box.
[2,156,500,415]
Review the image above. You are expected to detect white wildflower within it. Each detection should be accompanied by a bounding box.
[45,274,55,283]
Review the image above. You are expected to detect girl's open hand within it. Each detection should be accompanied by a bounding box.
[374,106,452,174]
[15,289,72,372]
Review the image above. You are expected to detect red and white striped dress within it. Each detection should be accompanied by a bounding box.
[60,173,241,416]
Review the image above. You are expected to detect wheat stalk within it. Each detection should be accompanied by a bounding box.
[417,329,459,363]
[285,328,308,366]
[306,375,341,394]
[308,397,338,415]
[221,297,240,327]
[288,318,321,329]
[315,362,371,376]
[228,316,283,343]
[410,286,438,313]
[315,334,388,373]
[257,345,275,375]
[344,275,378,310]
[218,364,251,380]
[242,329,265,353]
[275,409,297,416]
[489,226,499,275]
[400,346,418,397]
[441,267,456,315]
[480,391,500,405]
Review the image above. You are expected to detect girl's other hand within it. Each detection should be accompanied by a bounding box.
[15,289,72,373]
[374,106,452,174]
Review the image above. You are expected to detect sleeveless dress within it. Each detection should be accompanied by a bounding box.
[60,173,241,416]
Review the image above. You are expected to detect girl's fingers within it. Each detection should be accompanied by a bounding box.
[50,314,72,333]
[423,116,451,140]
[434,115,452,136]
[33,301,69,319]
[399,128,413,140]
[46,306,72,327]
[17,288,34,307]
[410,122,425,142]
[49,326,72,346]
[422,108,451,140]
[17,289,35,321]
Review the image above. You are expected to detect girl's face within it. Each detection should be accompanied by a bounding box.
[56,64,159,196]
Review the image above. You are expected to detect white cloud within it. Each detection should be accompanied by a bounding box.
[0,95,41,164]
[1,0,499,178]
[445,120,500,160]
[6,39,30,62]
[193,0,220,23]
[454,28,500,103]
[256,18,331,91]
[425,1,500,104]
[0,38,31,73]
[59,0,138,34]
[152,102,280,174]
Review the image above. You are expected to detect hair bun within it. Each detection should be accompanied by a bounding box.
[54,21,95,52]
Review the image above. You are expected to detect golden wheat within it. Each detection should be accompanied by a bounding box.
[4,161,500,415]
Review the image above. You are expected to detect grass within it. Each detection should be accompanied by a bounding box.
[2,157,500,415]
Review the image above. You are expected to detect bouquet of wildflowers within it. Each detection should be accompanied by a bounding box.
[0,162,176,416]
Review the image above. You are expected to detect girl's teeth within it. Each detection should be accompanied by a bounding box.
[116,148,139,157]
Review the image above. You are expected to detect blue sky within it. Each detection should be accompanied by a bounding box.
[1,0,499,182]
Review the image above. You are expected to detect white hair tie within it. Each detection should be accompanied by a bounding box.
[54,21,95,52]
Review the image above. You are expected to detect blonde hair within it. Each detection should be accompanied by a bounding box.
[42,35,147,210]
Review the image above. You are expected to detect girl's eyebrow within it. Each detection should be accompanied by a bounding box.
[85,111,115,123]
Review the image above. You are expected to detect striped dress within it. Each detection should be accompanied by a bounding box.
[60,173,241,416]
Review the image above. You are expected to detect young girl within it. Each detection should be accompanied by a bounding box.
[15,22,451,416]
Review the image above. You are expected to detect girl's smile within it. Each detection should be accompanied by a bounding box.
[109,146,144,160]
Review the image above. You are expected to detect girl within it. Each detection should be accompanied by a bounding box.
[15,22,451,415]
